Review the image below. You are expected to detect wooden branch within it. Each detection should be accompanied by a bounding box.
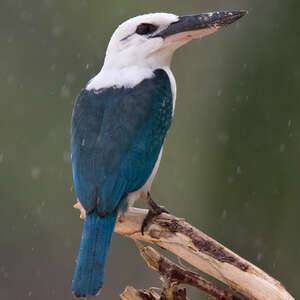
[120,286,160,300]
[136,241,247,300]
[115,208,294,300]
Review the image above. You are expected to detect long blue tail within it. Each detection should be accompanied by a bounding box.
[72,211,117,298]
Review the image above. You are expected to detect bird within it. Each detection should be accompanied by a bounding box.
[70,10,247,298]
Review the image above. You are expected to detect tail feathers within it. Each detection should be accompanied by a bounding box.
[72,211,117,298]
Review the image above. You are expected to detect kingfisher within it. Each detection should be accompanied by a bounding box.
[70,10,247,297]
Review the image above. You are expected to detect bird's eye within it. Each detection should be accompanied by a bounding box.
[135,23,158,35]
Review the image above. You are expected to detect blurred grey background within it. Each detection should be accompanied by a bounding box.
[1,0,299,299]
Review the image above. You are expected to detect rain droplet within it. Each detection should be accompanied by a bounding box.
[50,64,56,72]
[43,0,54,7]
[227,176,234,184]
[279,144,285,153]
[221,209,227,219]
[35,270,41,278]
[257,252,263,262]
[218,132,229,144]
[7,75,15,85]
[63,151,70,163]
[64,238,72,248]
[20,10,33,21]
[60,85,70,99]
[8,36,14,43]
[66,72,76,84]
[30,167,41,180]
[52,25,64,37]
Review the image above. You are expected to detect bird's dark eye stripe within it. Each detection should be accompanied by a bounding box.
[135,23,158,35]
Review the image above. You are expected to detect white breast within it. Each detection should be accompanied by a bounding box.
[162,66,177,114]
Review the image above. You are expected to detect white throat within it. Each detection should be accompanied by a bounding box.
[86,65,155,90]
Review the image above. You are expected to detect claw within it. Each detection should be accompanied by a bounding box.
[141,204,169,235]
[73,201,86,219]
[141,210,155,235]
[152,205,169,215]
[146,192,169,214]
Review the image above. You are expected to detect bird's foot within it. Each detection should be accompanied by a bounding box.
[141,193,169,235]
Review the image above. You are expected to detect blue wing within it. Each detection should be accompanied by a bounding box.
[71,69,173,216]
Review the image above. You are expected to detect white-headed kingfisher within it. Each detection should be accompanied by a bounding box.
[70,10,247,297]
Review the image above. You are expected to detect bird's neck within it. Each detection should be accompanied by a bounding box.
[86,64,174,91]
[86,65,152,90]
[86,45,178,91]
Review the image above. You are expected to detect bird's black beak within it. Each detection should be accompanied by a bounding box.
[154,10,247,40]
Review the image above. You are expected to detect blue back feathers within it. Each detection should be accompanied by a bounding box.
[71,69,173,297]
[71,69,173,215]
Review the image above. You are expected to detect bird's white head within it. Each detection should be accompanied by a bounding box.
[87,11,247,90]
[104,13,178,69]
